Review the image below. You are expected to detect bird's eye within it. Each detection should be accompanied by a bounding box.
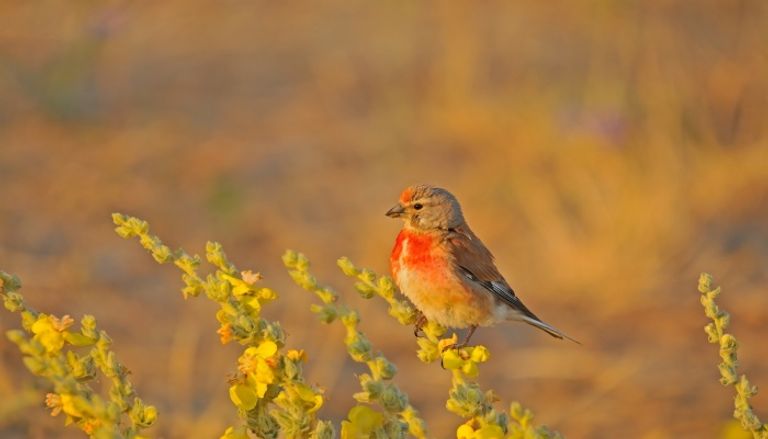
[413,203,423,210]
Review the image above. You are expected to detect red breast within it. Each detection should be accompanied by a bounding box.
[390,229,441,282]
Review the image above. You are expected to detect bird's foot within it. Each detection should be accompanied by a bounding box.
[439,341,472,369]
[413,313,427,337]
[438,326,479,368]
[440,340,468,353]
[440,325,477,352]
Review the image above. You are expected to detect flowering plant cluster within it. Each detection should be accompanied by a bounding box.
[698,273,766,439]
[283,250,427,438]
[5,216,765,439]
[0,214,563,438]
[1,271,156,439]
[112,214,332,439]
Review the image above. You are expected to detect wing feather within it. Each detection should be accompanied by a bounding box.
[447,226,578,343]
[447,226,538,318]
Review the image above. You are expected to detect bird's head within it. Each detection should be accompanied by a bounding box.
[385,184,465,231]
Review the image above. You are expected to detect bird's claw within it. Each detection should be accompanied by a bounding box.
[440,325,477,353]
[439,344,456,369]
[412,313,427,338]
[440,341,469,353]
[439,343,471,368]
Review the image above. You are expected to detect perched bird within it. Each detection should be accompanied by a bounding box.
[386,184,577,347]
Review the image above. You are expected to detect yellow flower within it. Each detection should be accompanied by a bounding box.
[238,341,277,374]
[235,340,280,400]
[275,383,324,414]
[31,315,66,353]
[440,345,489,378]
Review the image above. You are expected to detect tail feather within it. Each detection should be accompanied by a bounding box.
[519,316,581,344]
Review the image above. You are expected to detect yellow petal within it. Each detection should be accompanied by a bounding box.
[470,346,490,363]
[347,405,384,434]
[441,350,465,370]
[254,340,278,358]
[475,424,504,439]
[228,384,259,410]
[294,383,317,402]
[38,330,65,353]
[248,361,275,386]
[456,424,475,439]
[307,393,323,413]
[462,361,479,378]
[258,288,277,302]
[246,296,262,313]
[255,382,269,398]
[232,284,251,296]
[340,420,357,439]
[31,315,53,335]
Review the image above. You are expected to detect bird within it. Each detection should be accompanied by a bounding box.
[386,184,578,348]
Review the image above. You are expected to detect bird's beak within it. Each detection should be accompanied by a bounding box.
[385,203,405,218]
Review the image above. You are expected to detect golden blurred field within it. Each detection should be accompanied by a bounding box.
[1,2,767,438]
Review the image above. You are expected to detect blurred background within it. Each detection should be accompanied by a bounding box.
[1,1,767,438]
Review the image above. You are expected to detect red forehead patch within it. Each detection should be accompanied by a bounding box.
[399,187,415,203]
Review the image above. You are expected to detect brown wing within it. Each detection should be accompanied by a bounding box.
[446,225,542,322]
[447,225,579,342]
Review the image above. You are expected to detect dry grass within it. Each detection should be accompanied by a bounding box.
[1,2,767,438]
